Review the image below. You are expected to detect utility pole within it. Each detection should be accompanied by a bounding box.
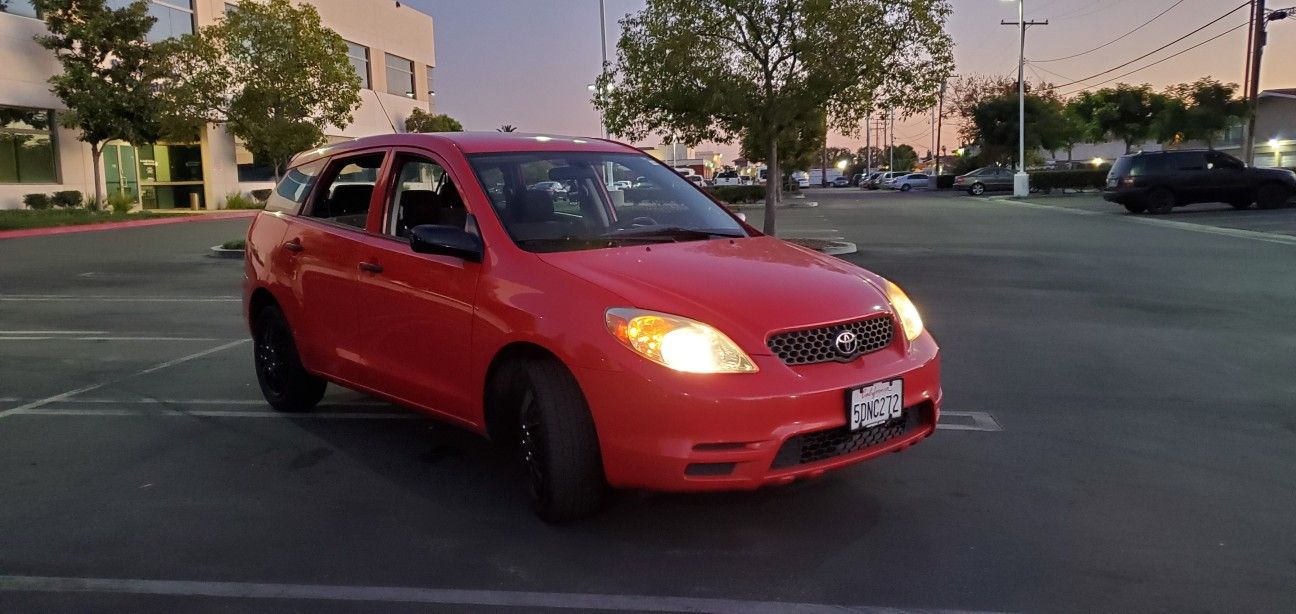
[1244,0,1267,164]
[935,81,946,179]
[865,110,872,177]
[1244,0,1256,100]
[1002,1,1047,197]
[888,109,895,173]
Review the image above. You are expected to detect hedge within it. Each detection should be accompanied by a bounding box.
[1029,169,1109,191]
[705,185,766,204]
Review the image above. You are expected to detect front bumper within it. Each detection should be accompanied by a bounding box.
[571,333,941,492]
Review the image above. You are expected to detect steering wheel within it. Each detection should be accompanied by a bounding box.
[628,216,658,227]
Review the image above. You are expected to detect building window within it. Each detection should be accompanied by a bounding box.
[346,42,371,90]
[0,106,58,184]
[108,0,194,42]
[0,1,40,19]
[385,53,415,98]
[425,65,435,98]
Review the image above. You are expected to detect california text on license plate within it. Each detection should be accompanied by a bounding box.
[847,379,904,431]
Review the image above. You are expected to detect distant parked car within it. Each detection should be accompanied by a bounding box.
[684,175,705,187]
[791,171,810,189]
[713,170,742,186]
[860,172,881,188]
[832,176,852,188]
[886,173,931,192]
[954,167,1015,195]
[529,180,568,196]
[1102,150,1296,214]
[867,171,906,190]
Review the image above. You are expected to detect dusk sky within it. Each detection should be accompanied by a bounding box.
[411,0,1296,161]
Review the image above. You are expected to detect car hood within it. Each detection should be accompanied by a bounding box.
[536,236,894,355]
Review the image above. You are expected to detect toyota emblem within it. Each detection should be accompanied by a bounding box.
[834,331,859,356]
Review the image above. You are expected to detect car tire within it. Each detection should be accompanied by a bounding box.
[1255,184,1291,210]
[1123,202,1147,214]
[1145,188,1175,214]
[1229,200,1252,210]
[513,357,606,522]
[900,184,912,192]
[253,305,326,413]
[968,183,986,196]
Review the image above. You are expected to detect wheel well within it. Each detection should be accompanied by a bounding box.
[248,288,278,329]
[482,342,562,443]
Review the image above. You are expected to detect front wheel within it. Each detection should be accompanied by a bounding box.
[1229,200,1252,210]
[1123,202,1147,214]
[968,183,986,196]
[1256,184,1292,210]
[512,357,606,522]
[900,184,912,192]
[253,306,326,412]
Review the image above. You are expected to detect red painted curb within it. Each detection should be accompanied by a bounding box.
[0,210,259,240]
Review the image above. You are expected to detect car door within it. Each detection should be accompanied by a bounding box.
[347,148,482,420]
[910,173,929,188]
[1169,152,1210,204]
[280,150,388,381]
[1204,151,1249,203]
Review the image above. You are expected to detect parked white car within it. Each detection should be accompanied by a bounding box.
[791,171,810,189]
[885,173,931,192]
[712,170,742,186]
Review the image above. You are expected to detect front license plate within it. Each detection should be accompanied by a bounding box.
[847,379,904,431]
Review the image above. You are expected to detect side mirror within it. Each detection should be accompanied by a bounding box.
[735,212,748,223]
[410,225,483,262]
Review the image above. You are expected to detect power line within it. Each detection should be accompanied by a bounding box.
[1057,21,1251,97]
[1034,0,1188,62]
[1044,1,1250,91]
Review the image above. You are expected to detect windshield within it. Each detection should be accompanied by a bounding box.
[468,151,748,253]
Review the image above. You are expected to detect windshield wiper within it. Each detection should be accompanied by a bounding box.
[602,226,746,241]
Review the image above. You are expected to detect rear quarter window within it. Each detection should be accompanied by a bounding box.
[267,160,325,214]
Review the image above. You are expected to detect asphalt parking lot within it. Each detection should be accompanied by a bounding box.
[2,193,1295,613]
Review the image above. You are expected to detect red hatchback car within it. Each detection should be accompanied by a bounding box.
[244,133,941,521]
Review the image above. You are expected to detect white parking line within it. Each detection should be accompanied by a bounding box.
[0,339,249,420]
[12,408,420,419]
[0,574,998,613]
[0,337,225,342]
[0,330,108,335]
[986,197,1296,246]
[939,411,1003,432]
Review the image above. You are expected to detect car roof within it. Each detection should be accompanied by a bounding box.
[289,132,640,168]
[1125,149,1212,157]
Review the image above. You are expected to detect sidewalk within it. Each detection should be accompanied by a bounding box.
[0,210,258,241]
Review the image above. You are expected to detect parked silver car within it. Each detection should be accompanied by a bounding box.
[954,167,1015,195]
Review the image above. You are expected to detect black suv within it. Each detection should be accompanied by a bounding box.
[1103,150,1296,214]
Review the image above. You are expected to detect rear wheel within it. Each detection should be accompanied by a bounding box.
[1145,188,1175,214]
[1256,184,1291,210]
[968,183,986,196]
[509,357,605,522]
[1229,199,1252,210]
[900,184,912,192]
[1123,202,1147,214]
[253,306,326,412]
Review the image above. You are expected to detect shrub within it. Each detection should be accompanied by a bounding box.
[223,192,263,210]
[1030,169,1109,192]
[220,239,247,250]
[23,193,52,210]
[51,190,83,208]
[705,185,766,204]
[107,192,135,214]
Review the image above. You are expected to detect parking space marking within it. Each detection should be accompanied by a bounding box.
[0,295,241,302]
[984,197,1296,246]
[0,336,226,342]
[0,339,249,420]
[938,411,1003,432]
[0,330,108,335]
[12,408,421,419]
[0,574,996,613]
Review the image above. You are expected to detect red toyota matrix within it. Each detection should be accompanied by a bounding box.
[244,133,941,521]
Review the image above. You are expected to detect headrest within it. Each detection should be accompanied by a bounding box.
[514,189,555,223]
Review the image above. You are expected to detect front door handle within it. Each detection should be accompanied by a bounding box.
[283,239,304,253]
[358,261,384,274]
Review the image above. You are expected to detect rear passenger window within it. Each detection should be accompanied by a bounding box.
[268,159,324,213]
[305,152,386,230]
[1174,153,1206,171]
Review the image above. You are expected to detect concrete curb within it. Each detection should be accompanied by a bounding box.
[209,246,246,259]
[0,211,258,241]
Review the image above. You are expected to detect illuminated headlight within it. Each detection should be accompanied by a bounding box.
[884,281,925,342]
[605,308,758,373]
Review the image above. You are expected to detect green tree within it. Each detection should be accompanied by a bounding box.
[597,0,954,234]
[881,144,918,171]
[1070,84,1171,154]
[33,0,166,206]
[740,111,825,192]
[1054,101,1088,162]
[160,0,360,180]
[969,93,1069,166]
[1156,78,1248,148]
[405,109,463,133]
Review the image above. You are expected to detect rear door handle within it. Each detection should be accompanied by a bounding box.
[283,239,304,253]
[358,261,384,274]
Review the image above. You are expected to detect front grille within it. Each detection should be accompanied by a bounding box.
[767,315,895,366]
[771,403,932,469]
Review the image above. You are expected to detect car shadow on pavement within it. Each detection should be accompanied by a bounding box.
[282,395,888,548]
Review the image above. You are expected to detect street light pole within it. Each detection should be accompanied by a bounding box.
[598,0,608,141]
